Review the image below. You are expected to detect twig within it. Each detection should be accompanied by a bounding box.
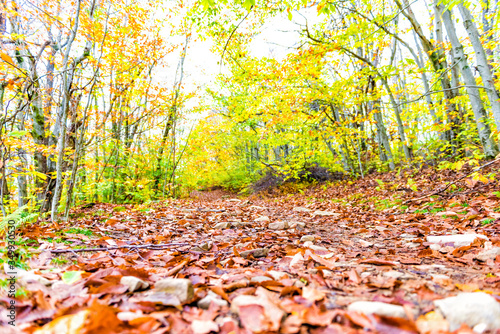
[405,157,500,204]
[165,259,189,276]
[219,7,253,72]
[49,242,190,254]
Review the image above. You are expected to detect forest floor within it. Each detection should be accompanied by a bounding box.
[1,164,500,334]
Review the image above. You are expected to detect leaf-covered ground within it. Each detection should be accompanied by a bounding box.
[1,166,500,334]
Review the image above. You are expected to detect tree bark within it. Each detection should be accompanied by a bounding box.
[395,0,460,145]
[439,4,498,157]
[51,0,94,220]
[458,4,500,129]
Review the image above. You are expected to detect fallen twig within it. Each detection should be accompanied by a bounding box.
[405,157,500,204]
[165,259,190,276]
[49,242,190,253]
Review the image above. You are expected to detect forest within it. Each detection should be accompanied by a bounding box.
[0,0,500,333]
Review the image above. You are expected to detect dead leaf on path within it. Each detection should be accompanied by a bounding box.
[281,314,302,334]
[346,268,361,285]
[306,250,338,270]
[455,283,479,292]
[417,249,438,258]
[302,304,336,326]
[451,245,471,257]
[231,287,285,332]
[191,320,219,334]
[400,259,421,265]
[302,285,326,302]
[416,311,449,334]
[345,310,374,330]
[105,217,120,225]
[33,310,89,334]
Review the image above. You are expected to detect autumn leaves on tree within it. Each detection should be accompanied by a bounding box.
[0,0,499,216]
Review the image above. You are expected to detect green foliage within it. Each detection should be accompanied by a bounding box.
[0,205,38,235]
[481,218,495,225]
[61,271,84,284]
[0,245,31,271]
[63,228,93,236]
[0,279,29,298]
[51,256,69,265]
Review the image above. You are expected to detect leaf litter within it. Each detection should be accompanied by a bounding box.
[1,167,500,333]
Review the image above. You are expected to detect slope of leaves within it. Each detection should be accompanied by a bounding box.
[0,165,499,333]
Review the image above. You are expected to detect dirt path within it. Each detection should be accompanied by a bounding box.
[1,170,500,333]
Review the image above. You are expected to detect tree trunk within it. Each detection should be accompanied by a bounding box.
[51,0,95,220]
[370,78,395,170]
[481,0,498,72]
[380,77,412,160]
[153,34,189,193]
[395,0,460,145]
[440,4,498,157]
[412,31,441,132]
[458,4,500,129]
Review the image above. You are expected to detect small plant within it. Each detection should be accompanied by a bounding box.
[0,246,31,270]
[430,207,445,213]
[113,206,126,212]
[0,279,29,298]
[14,238,38,246]
[64,228,93,236]
[93,209,106,216]
[0,205,39,235]
[46,237,74,244]
[51,256,69,265]
[406,178,418,191]
[375,179,384,191]
[481,218,495,225]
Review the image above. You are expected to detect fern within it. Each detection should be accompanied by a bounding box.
[0,205,38,235]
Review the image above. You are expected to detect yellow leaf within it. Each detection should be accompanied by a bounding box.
[455,283,479,292]
[478,175,489,184]
[34,171,48,180]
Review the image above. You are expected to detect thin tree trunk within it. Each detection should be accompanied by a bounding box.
[153,34,189,193]
[395,0,460,146]
[64,84,96,219]
[439,4,498,157]
[380,77,412,160]
[481,0,498,72]
[373,107,395,170]
[458,4,500,129]
[370,78,395,170]
[51,0,96,220]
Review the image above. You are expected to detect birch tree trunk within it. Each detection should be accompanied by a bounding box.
[412,31,440,131]
[51,0,95,220]
[439,4,498,157]
[369,79,395,170]
[395,0,459,146]
[458,4,500,129]
[153,34,189,193]
[481,0,498,72]
[380,77,412,160]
